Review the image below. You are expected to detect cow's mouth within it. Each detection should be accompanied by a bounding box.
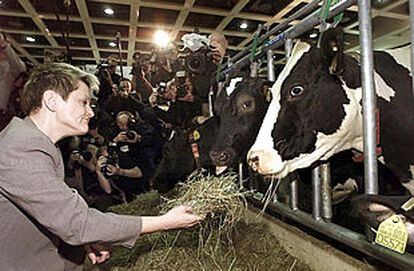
[209,148,236,167]
[273,132,317,160]
[216,166,228,175]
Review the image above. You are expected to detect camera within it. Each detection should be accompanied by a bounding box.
[101,142,119,177]
[186,45,213,75]
[72,150,93,162]
[157,81,167,94]
[180,33,215,75]
[125,130,136,140]
[97,59,109,71]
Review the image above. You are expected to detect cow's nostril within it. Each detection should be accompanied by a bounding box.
[249,155,259,163]
[219,152,229,162]
[275,139,286,150]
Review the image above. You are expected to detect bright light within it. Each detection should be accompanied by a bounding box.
[153,30,170,47]
[104,8,114,15]
[26,36,36,42]
[240,22,248,29]
[309,32,318,39]
[109,41,117,47]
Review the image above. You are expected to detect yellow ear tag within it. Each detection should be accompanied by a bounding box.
[193,130,201,141]
[375,215,408,254]
[401,198,414,212]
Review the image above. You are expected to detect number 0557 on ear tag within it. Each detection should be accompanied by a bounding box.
[375,215,408,254]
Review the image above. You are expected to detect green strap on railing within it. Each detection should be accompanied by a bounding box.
[250,31,260,62]
[320,0,343,26]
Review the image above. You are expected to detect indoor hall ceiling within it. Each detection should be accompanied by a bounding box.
[0,0,411,67]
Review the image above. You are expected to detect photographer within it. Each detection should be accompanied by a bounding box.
[96,55,121,107]
[67,138,99,199]
[174,33,228,123]
[95,143,144,203]
[104,77,144,120]
[131,52,154,103]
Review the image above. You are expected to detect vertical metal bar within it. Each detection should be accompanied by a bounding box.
[238,162,243,189]
[320,163,332,221]
[250,61,259,77]
[358,0,378,195]
[409,0,414,95]
[284,38,293,58]
[290,180,298,210]
[208,86,214,117]
[284,37,298,211]
[312,166,322,221]
[267,49,275,82]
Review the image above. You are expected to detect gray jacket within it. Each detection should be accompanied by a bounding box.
[0,117,142,270]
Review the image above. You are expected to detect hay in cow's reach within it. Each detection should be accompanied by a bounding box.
[84,176,312,271]
[161,172,248,227]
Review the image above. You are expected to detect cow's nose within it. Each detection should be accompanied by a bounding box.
[248,155,260,172]
[209,150,230,164]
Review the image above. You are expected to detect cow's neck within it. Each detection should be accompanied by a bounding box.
[352,51,414,188]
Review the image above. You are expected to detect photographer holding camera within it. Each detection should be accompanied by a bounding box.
[172,33,228,124]
[96,55,121,106]
[131,52,154,103]
[95,142,144,203]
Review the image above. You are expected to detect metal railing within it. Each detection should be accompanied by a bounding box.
[231,0,414,269]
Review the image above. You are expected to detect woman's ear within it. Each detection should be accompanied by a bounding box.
[42,90,58,112]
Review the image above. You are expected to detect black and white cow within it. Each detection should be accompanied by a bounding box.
[210,76,270,173]
[247,28,414,195]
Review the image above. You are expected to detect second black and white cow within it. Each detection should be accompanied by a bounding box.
[210,76,270,173]
[247,28,414,195]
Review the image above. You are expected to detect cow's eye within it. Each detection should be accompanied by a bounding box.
[290,85,304,97]
[242,100,252,109]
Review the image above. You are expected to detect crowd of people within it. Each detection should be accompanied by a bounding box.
[0,32,228,269]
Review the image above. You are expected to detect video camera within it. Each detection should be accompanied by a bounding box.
[180,33,215,75]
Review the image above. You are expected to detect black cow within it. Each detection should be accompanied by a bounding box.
[151,76,271,193]
[150,116,219,193]
[210,76,270,173]
[247,28,414,195]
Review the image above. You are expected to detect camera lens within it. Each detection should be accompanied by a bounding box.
[126,131,135,140]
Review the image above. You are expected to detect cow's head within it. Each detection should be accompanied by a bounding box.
[210,76,269,173]
[247,28,364,177]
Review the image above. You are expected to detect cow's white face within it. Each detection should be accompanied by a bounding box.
[247,42,364,177]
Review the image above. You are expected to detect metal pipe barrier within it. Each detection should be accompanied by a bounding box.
[248,197,414,270]
[290,179,299,211]
[221,0,358,78]
[410,0,414,95]
[267,49,275,82]
[312,166,322,221]
[320,163,333,221]
[358,0,378,195]
[229,0,322,65]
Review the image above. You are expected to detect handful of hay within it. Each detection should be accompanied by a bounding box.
[161,172,248,227]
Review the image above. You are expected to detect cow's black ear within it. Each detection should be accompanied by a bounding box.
[319,27,344,75]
